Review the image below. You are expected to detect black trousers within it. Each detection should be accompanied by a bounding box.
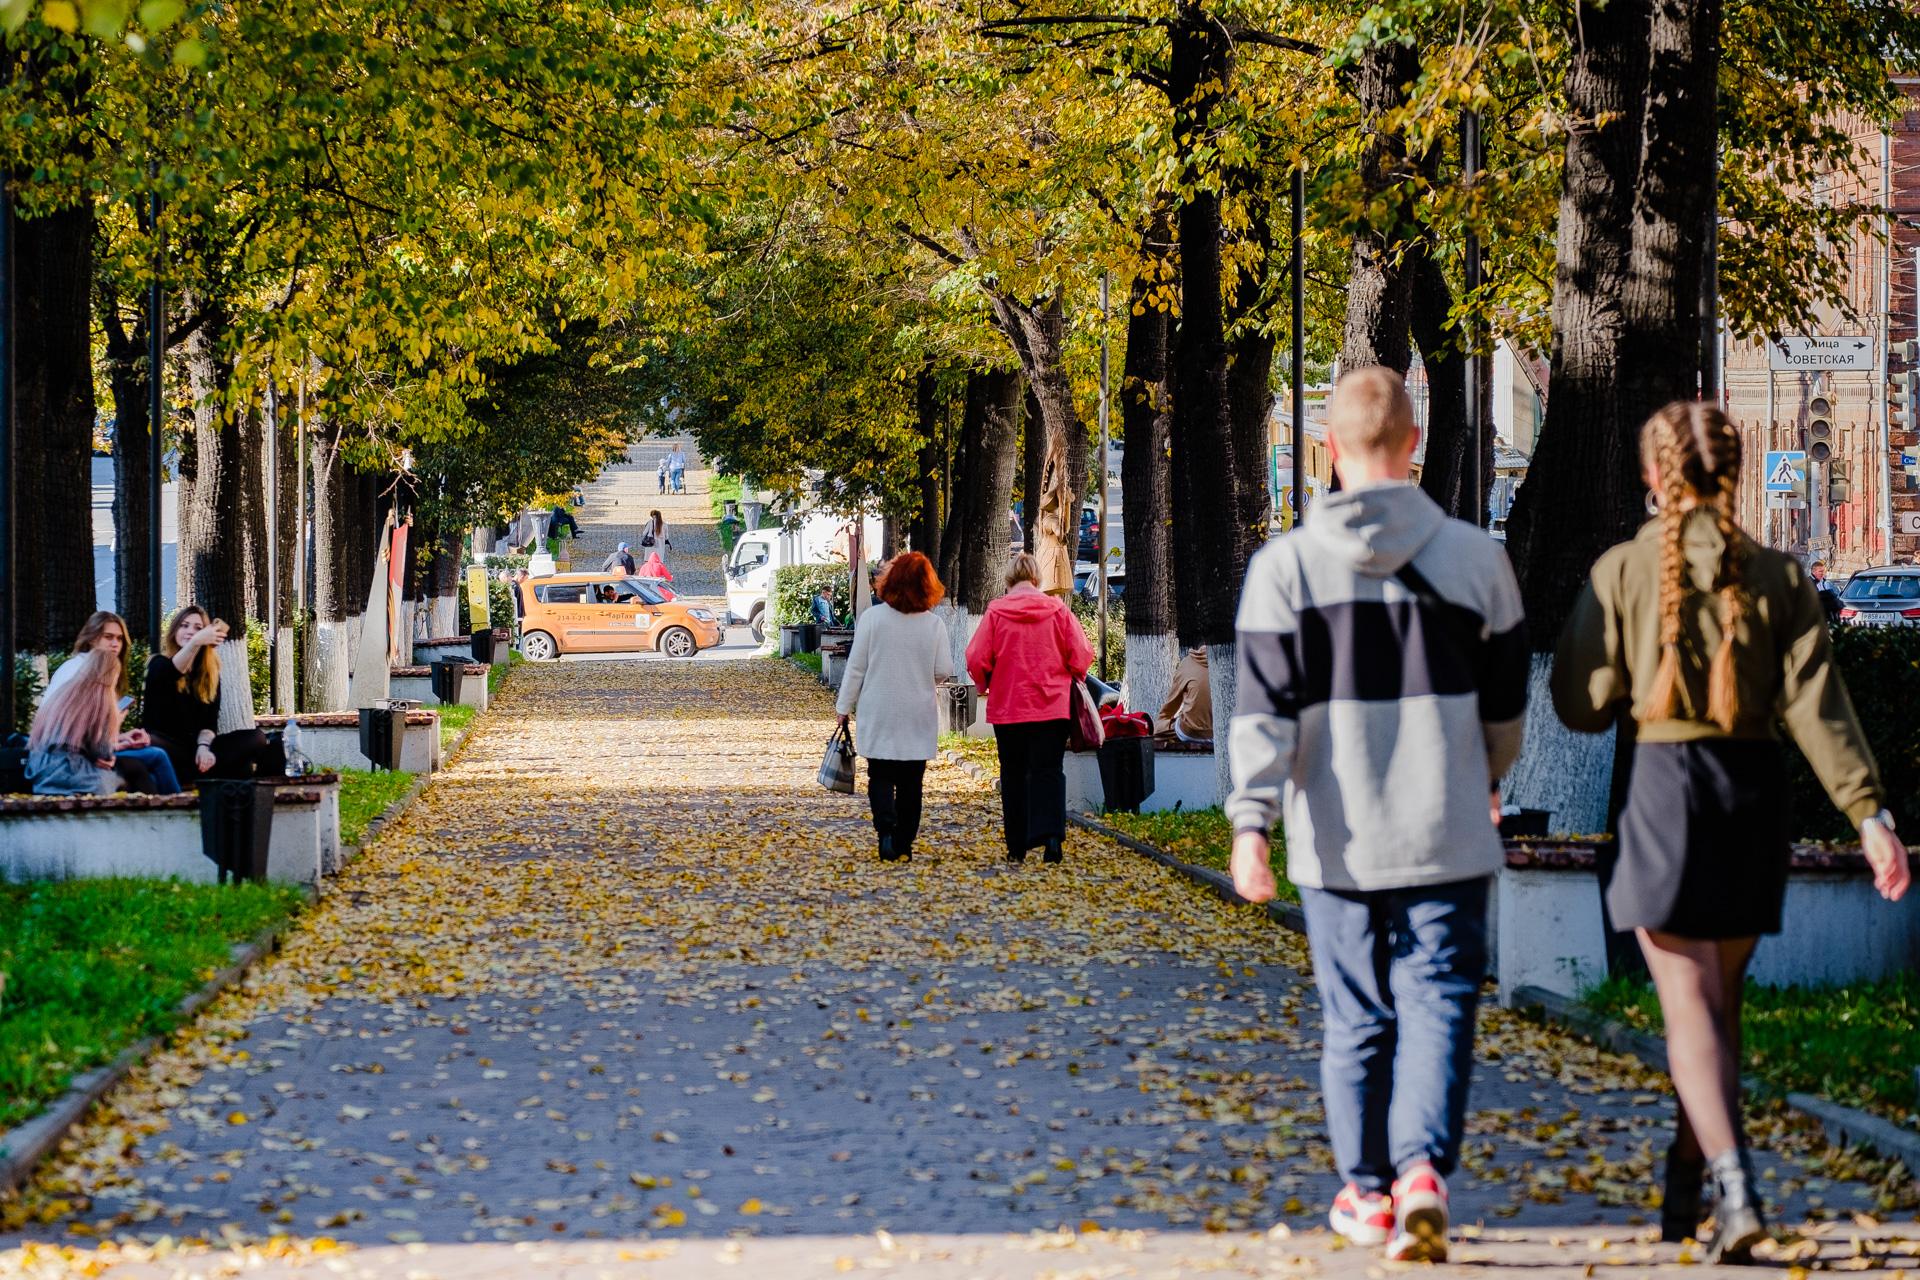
[867,758,927,849]
[993,719,1070,853]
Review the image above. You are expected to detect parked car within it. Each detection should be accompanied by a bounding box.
[519,573,724,659]
[1836,565,1920,628]
[1073,561,1126,602]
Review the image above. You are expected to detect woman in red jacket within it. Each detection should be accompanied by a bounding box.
[966,552,1093,863]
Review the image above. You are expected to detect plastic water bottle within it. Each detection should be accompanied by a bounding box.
[283,719,311,778]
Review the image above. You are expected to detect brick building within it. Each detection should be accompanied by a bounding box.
[1722,89,1920,573]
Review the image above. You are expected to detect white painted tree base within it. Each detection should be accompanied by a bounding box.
[1206,642,1238,810]
[1501,653,1615,834]
[214,637,256,733]
[306,622,351,712]
[1121,631,1179,725]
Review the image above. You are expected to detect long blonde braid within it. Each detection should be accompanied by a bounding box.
[1637,402,1748,731]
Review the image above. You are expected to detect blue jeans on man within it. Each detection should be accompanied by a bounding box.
[117,744,182,794]
[1299,875,1489,1192]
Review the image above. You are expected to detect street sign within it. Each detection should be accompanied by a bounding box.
[1768,335,1874,370]
[1763,450,1807,493]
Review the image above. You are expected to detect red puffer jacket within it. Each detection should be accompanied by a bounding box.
[965,584,1093,725]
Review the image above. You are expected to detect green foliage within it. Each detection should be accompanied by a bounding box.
[1070,594,1128,687]
[0,878,304,1130]
[1786,626,1920,841]
[771,563,856,628]
[1583,971,1920,1116]
[8,655,47,737]
[437,702,476,750]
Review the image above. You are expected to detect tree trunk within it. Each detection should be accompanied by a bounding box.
[1410,246,1483,521]
[1121,247,1179,719]
[103,306,154,643]
[1166,13,1242,651]
[937,385,973,588]
[988,296,1081,593]
[306,414,350,710]
[912,372,944,557]
[1225,197,1276,566]
[1502,0,1720,835]
[272,386,298,711]
[177,301,268,635]
[12,205,99,651]
[1338,38,1422,375]
[1022,388,1044,552]
[952,368,1021,613]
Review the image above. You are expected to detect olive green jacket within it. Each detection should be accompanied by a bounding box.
[1552,514,1883,828]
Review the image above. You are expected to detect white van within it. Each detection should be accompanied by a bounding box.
[725,513,883,643]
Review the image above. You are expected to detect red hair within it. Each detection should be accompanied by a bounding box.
[876,552,945,614]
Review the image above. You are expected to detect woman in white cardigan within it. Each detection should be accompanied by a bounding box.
[835,552,955,861]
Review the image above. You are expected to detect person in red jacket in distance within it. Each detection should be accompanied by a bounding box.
[965,552,1093,864]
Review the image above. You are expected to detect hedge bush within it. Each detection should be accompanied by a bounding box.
[1787,625,1920,841]
[771,563,859,627]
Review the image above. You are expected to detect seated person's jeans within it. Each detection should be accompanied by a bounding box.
[117,745,182,794]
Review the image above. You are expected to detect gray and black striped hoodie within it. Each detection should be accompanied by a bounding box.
[1225,482,1528,892]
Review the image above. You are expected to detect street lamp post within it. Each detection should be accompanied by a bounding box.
[1290,166,1306,528]
[147,174,164,651]
[1462,110,1485,528]
[0,178,14,737]
[1097,270,1110,682]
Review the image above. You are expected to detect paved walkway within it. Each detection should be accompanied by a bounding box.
[572,441,727,603]
[2,659,1914,1277]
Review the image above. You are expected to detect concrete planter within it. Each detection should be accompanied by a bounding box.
[1065,743,1220,815]
[0,782,339,886]
[258,712,441,774]
[1496,839,1920,1003]
[390,664,490,710]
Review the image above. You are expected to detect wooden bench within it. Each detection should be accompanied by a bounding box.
[1497,839,1920,1003]
[389,663,490,711]
[0,773,342,885]
[257,711,441,773]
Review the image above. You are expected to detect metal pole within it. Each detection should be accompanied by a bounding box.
[147,176,164,650]
[1290,165,1306,527]
[265,379,278,714]
[1097,270,1110,682]
[0,178,14,738]
[294,364,306,712]
[1462,111,1485,528]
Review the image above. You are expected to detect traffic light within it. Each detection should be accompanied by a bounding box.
[1828,457,1852,506]
[1807,394,1834,464]
[1894,342,1920,435]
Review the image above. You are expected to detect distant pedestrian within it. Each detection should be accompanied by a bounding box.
[811,586,838,628]
[657,457,668,494]
[510,568,530,628]
[639,509,672,571]
[1809,559,1842,623]
[835,553,955,863]
[549,502,579,541]
[1553,401,1908,1263]
[965,551,1093,864]
[1226,367,1527,1263]
[637,550,672,583]
[602,543,636,576]
[667,442,688,494]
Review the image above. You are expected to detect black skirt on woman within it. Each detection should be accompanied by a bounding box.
[1610,739,1792,939]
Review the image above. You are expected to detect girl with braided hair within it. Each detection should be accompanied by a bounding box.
[1553,401,1908,1262]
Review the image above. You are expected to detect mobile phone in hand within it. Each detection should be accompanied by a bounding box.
[117,695,134,711]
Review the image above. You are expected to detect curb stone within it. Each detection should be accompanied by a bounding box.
[939,749,1920,1182]
[0,686,491,1198]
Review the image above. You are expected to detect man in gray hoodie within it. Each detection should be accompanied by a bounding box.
[1227,366,1527,1262]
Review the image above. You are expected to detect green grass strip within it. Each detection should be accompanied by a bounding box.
[1583,972,1920,1115]
[337,767,418,849]
[1100,806,1299,903]
[0,879,305,1130]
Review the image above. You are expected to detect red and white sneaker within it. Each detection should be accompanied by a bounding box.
[1386,1164,1450,1262]
[1328,1183,1394,1246]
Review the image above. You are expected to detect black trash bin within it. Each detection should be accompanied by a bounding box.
[470,628,498,664]
[1097,736,1156,814]
[431,659,468,706]
[938,682,980,736]
[199,779,276,882]
[358,705,405,771]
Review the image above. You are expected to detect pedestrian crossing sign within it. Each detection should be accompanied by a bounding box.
[1763,450,1806,493]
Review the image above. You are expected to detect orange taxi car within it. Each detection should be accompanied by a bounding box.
[518,573,723,660]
